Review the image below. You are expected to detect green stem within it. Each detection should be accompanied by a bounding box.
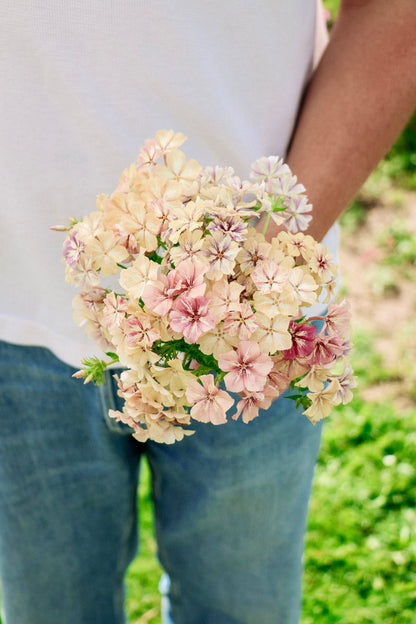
[262,213,271,237]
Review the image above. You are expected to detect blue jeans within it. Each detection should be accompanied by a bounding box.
[0,339,322,624]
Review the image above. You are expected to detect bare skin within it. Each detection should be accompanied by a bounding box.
[258,0,416,242]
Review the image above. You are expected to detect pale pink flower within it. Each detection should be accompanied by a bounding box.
[102,293,128,329]
[307,331,346,367]
[281,196,313,233]
[263,360,291,400]
[124,314,160,349]
[282,321,317,360]
[172,259,208,299]
[141,274,175,316]
[223,302,259,340]
[186,374,234,425]
[169,296,215,343]
[208,279,244,322]
[65,255,101,289]
[202,231,240,280]
[250,156,290,194]
[207,214,248,243]
[324,300,352,337]
[136,138,163,167]
[218,341,273,393]
[309,244,337,283]
[63,231,86,267]
[251,260,290,294]
[201,165,235,184]
[232,391,272,423]
[333,365,357,405]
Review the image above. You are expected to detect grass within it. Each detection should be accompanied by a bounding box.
[121,328,416,624]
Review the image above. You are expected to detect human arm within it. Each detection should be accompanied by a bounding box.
[258,0,416,242]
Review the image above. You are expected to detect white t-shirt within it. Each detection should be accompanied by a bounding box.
[0,0,337,367]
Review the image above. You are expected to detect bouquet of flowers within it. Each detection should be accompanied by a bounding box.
[58,130,355,444]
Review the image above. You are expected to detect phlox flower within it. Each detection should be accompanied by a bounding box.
[63,231,86,267]
[136,138,163,167]
[168,199,205,243]
[151,359,195,400]
[201,165,235,185]
[154,149,202,188]
[169,230,204,265]
[252,313,292,354]
[169,295,216,343]
[202,231,240,280]
[186,374,234,425]
[263,360,291,400]
[304,379,341,424]
[65,255,101,289]
[155,129,187,154]
[252,287,298,318]
[277,231,315,262]
[309,244,337,283]
[223,301,259,340]
[250,155,290,194]
[281,320,317,360]
[207,214,248,243]
[307,330,346,366]
[172,259,208,299]
[237,230,271,275]
[102,293,128,329]
[270,171,306,201]
[197,323,239,359]
[76,211,104,241]
[86,231,129,276]
[72,287,106,325]
[296,365,330,393]
[102,192,131,230]
[324,300,352,337]
[141,274,175,316]
[271,353,309,382]
[123,314,160,349]
[232,391,272,424]
[332,364,357,405]
[281,196,313,233]
[251,260,290,294]
[118,197,160,252]
[115,163,137,193]
[207,278,244,322]
[218,341,273,393]
[119,253,160,301]
[287,267,318,306]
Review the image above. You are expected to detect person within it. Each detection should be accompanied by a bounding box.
[0,1,415,623]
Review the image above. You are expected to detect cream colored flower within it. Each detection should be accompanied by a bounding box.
[86,231,129,276]
[252,313,292,354]
[304,379,341,424]
[119,253,159,301]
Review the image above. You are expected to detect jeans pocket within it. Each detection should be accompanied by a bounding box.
[99,369,135,436]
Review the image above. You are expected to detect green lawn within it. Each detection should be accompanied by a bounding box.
[123,330,416,623]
